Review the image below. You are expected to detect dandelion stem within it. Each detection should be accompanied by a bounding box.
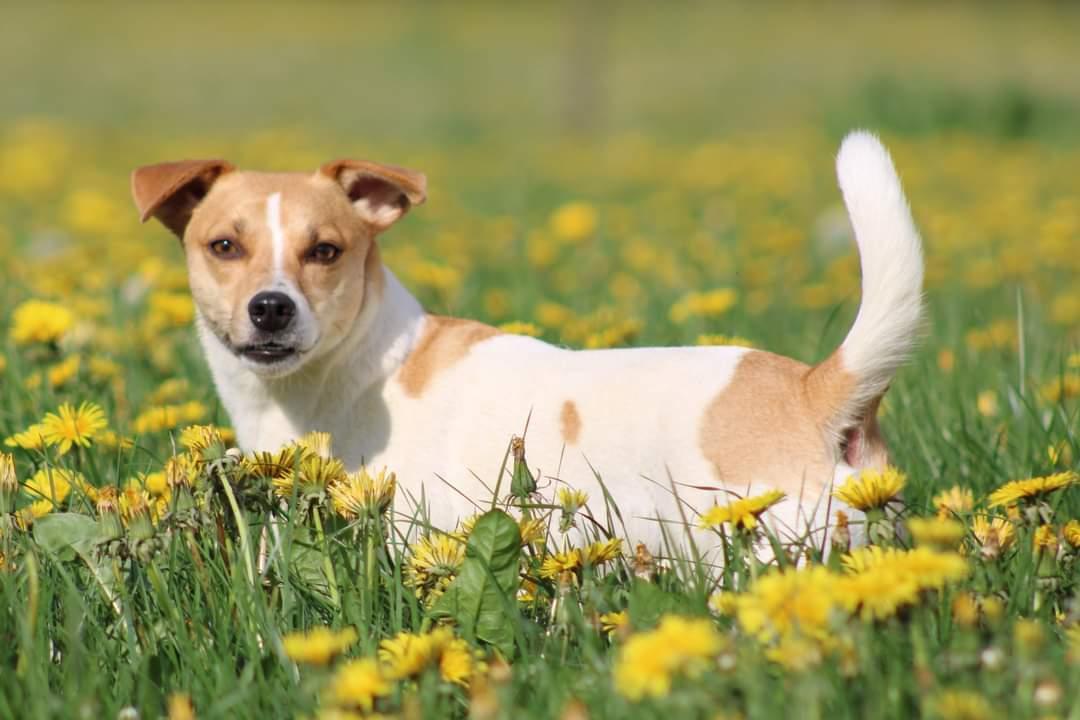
[219,469,256,586]
[313,507,340,608]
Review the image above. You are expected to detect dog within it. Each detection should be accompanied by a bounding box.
[130,131,923,558]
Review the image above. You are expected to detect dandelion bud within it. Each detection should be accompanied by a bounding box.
[509,436,536,500]
[122,489,155,542]
[831,511,851,555]
[96,486,124,540]
[632,542,656,580]
[0,452,16,515]
[951,593,979,628]
[980,596,1005,625]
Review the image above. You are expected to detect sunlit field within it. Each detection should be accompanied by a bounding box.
[1,3,1079,719]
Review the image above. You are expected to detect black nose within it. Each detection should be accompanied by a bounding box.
[248,291,296,332]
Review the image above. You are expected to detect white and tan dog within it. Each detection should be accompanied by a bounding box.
[131,131,923,557]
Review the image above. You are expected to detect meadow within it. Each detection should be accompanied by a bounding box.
[1,3,1079,718]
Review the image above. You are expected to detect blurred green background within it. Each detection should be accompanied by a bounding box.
[4,2,1080,146]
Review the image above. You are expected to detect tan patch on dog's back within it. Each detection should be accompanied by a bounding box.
[397,316,501,397]
[699,350,856,498]
[560,400,581,444]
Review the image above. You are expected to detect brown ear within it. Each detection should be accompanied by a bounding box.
[131,159,235,237]
[319,159,427,232]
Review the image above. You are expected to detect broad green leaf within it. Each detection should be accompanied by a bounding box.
[627,578,688,630]
[32,512,101,562]
[430,509,521,656]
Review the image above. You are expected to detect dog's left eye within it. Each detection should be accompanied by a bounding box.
[308,242,342,264]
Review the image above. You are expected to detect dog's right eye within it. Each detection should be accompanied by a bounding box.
[209,238,242,259]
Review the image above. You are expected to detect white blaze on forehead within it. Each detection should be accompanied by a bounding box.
[266,192,285,275]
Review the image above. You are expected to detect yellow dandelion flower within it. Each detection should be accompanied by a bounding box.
[0,354,6,374]
[836,547,969,621]
[328,467,396,521]
[599,610,629,634]
[908,516,966,549]
[41,402,107,454]
[987,471,1076,507]
[699,490,786,531]
[932,690,992,720]
[1063,520,1080,547]
[328,658,391,712]
[582,538,623,567]
[613,615,721,701]
[557,487,588,512]
[296,431,333,458]
[272,453,346,498]
[405,533,466,602]
[833,466,905,511]
[165,453,202,489]
[518,516,546,547]
[4,423,50,451]
[834,568,920,621]
[95,486,120,516]
[951,593,979,627]
[132,401,207,434]
[24,467,79,517]
[549,202,597,242]
[937,349,955,373]
[497,321,542,337]
[695,333,756,348]
[708,591,739,617]
[843,547,968,587]
[971,515,1016,558]
[975,390,998,417]
[1033,525,1058,552]
[146,291,195,328]
[242,447,299,481]
[1040,374,1080,404]
[535,301,573,329]
[46,355,81,388]
[669,288,738,324]
[282,626,358,665]
[540,548,582,579]
[378,628,451,681]
[166,693,194,720]
[933,486,974,515]
[439,636,481,687]
[764,633,825,672]
[736,566,840,642]
[178,424,227,454]
[10,299,74,345]
[97,431,135,450]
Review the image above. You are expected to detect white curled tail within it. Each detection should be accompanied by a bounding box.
[808,131,925,438]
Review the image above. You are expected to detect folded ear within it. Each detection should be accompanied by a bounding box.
[319,159,427,232]
[131,159,235,237]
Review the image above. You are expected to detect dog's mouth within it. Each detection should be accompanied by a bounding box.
[237,342,299,364]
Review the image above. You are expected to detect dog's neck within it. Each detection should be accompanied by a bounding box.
[198,265,427,455]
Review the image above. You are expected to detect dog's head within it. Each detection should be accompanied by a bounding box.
[131,159,426,377]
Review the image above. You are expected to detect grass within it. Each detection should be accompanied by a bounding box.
[1,2,1079,718]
